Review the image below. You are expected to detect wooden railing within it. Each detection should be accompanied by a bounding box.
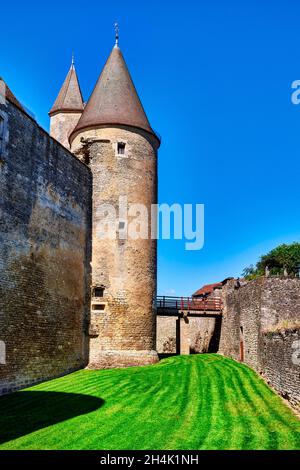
[156,296,222,312]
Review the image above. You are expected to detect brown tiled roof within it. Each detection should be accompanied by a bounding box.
[192,282,223,297]
[49,63,84,116]
[0,79,24,111]
[70,45,159,143]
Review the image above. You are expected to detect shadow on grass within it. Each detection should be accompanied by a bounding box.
[0,391,104,444]
[158,353,177,360]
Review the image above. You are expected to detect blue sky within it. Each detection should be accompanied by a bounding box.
[1,0,300,295]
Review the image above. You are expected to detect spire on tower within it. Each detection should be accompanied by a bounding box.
[49,58,84,116]
[114,22,119,47]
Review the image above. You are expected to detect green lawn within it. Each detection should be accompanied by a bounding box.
[0,354,299,450]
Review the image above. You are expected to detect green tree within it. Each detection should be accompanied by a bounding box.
[242,243,300,280]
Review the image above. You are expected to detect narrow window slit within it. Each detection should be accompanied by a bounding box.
[92,304,105,311]
[93,287,104,297]
[117,142,126,155]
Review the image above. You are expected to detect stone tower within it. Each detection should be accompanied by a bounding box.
[68,40,160,368]
[49,57,84,149]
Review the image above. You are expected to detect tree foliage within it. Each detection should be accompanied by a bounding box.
[242,243,300,280]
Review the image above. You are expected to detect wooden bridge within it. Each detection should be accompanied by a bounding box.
[156,296,222,316]
[156,296,222,356]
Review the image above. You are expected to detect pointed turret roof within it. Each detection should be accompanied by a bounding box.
[49,60,84,116]
[70,45,159,143]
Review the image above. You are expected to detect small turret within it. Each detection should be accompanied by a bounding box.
[49,56,84,149]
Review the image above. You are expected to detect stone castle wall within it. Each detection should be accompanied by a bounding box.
[0,100,92,394]
[219,278,300,409]
[157,316,178,353]
[157,315,220,354]
[261,328,300,409]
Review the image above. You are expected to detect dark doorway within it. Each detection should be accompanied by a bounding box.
[176,317,180,354]
[240,326,244,362]
[208,316,222,352]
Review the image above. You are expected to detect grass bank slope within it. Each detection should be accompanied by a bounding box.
[0,355,299,450]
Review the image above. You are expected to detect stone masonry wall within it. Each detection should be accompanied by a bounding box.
[219,278,300,409]
[218,281,241,360]
[50,112,82,150]
[71,126,159,368]
[0,99,92,394]
[157,315,220,354]
[260,328,300,409]
[157,316,177,353]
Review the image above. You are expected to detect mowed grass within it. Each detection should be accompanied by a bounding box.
[0,355,299,450]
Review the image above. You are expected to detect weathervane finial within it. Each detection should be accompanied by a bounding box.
[71,51,75,66]
[114,22,119,47]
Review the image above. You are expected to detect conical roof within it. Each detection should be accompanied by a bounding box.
[49,62,84,116]
[70,45,158,142]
